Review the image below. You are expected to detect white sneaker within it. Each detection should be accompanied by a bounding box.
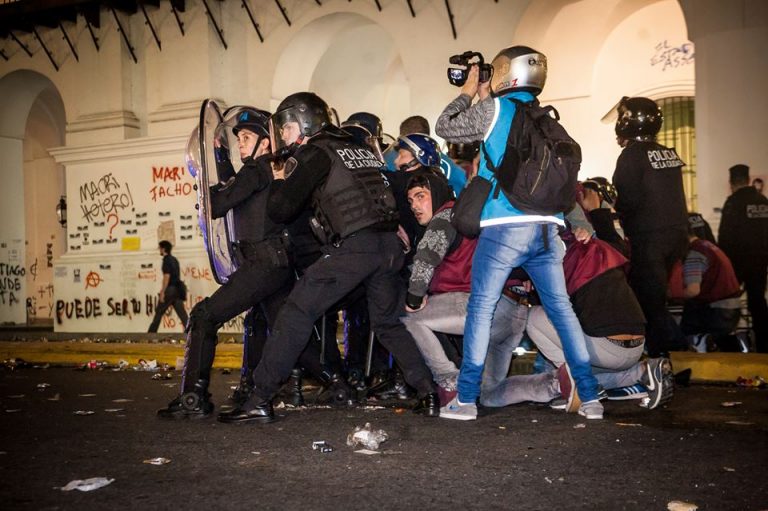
[578,399,604,420]
[439,395,477,421]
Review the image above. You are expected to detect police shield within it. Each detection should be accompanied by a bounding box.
[185,99,238,285]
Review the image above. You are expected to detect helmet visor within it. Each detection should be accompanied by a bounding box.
[269,107,303,152]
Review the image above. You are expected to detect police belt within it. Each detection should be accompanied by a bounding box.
[233,237,288,266]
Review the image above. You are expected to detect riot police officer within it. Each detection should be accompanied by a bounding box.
[157,108,295,419]
[718,164,768,352]
[218,92,439,424]
[612,96,689,357]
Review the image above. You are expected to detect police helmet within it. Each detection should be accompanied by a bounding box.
[397,134,440,168]
[490,46,547,97]
[270,92,335,151]
[615,96,663,142]
[582,176,618,206]
[232,108,271,138]
[344,112,383,140]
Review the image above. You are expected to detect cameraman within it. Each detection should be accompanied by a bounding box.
[435,46,602,420]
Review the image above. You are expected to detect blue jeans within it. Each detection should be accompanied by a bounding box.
[457,223,600,403]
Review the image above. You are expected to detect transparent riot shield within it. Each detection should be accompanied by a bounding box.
[184,99,238,285]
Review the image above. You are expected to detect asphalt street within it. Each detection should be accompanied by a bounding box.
[0,368,766,510]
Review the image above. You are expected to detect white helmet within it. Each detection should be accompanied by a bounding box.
[490,46,547,97]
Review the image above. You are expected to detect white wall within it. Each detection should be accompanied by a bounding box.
[49,137,233,333]
[0,0,764,331]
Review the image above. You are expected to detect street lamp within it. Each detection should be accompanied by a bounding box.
[56,196,67,227]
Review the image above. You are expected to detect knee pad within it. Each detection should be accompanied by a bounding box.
[189,299,218,337]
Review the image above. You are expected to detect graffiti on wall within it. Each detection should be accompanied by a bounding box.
[79,173,135,224]
[651,40,694,71]
[149,166,194,203]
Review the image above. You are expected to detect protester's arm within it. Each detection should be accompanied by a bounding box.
[406,209,457,310]
[682,250,707,299]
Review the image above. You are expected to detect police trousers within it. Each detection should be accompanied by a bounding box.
[251,230,436,400]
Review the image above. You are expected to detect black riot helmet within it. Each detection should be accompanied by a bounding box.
[582,176,618,207]
[344,112,383,140]
[269,92,335,152]
[615,96,663,142]
[232,107,271,138]
[341,112,386,162]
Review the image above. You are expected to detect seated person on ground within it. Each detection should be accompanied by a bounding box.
[481,194,674,413]
[400,172,526,403]
[668,213,743,352]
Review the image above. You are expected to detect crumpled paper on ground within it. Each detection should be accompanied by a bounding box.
[59,477,114,492]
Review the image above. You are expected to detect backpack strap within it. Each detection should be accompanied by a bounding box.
[480,97,529,190]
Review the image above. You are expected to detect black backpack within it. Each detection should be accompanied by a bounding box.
[482,98,581,215]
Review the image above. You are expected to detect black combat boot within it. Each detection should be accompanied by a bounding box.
[229,374,254,406]
[412,392,440,417]
[217,394,275,424]
[367,370,415,401]
[289,367,305,406]
[316,372,355,406]
[157,379,213,419]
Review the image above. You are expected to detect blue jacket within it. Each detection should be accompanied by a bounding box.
[479,91,564,228]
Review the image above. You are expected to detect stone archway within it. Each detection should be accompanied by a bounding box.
[271,12,409,136]
[0,69,66,324]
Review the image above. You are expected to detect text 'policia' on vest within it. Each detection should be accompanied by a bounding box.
[309,134,398,246]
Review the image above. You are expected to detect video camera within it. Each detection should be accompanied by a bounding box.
[447,51,493,87]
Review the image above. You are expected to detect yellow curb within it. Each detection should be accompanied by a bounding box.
[670,352,768,383]
[2,341,767,384]
[0,341,243,369]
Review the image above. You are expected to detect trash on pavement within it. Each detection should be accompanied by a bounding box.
[616,423,643,427]
[151,373,173,381]
[73,410,95,415]
[736,376,766,388]
[59,477,115,492]
[104,408,124,413]
[667,501,698,511]
[136,359,158,371]
[78,393,97,397]
[723,467,736,472]
[312,441,334,453]
[112,398,133,403]
[725,420,754,426]
[573,423,586,429]
[720,401,742,407]
[36,383,51,391]
[354,449,381,455]
[143,457,171,465]
[80,360,110,370]
[3,358,31,370]
[346,423,388,450]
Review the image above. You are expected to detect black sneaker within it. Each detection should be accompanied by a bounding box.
[641,358,674,409]
[605,384,649,401]
[157,393,213,420]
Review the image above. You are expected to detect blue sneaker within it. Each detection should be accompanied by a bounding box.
[439,395,477,421]
[605,384,649,401]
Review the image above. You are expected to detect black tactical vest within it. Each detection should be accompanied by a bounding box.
[309,135,398,244]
